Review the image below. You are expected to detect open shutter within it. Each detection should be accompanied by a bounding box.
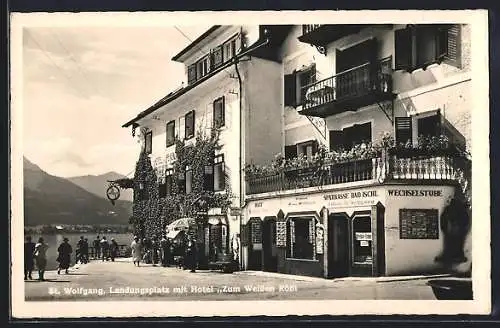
[284,73,297,107]
[188,64,197,85]
[395,27,413,71]
[179,116,185,140]
[445,24,462,68]
[235,33,242,54]
[395,117,413,145]
[329,130,344,151]
[310,63,317,83]
[284,145,298,159]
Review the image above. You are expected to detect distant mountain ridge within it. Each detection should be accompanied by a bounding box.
[67,171,134,202]
[23,157,132,226]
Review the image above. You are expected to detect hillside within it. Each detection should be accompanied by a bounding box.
[23,157,132,226]
[67,171,134,202]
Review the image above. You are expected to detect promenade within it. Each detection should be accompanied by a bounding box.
[24,258,445,301]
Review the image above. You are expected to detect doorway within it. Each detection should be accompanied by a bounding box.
[328,213,350,278]
[247,218,263,270]
[262,217,278,272]
[351,215,373,276]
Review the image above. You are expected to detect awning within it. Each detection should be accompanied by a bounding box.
[166,230,181,239]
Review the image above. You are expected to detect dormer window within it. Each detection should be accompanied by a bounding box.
[196,55,210,80]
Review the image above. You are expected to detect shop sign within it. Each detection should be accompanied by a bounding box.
[388,189,443,197]
[355,232,372,241]
[287,195,318,209]
[324,189,379,208]
[230,207,241,216]
[360,241,369,247]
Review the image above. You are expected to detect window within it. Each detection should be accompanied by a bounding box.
[399,209,439,239]
[222,34,241,62]
[395,117,413,145]
[187,64,197,85]
[165,169,174,196]
[287,216,316,260]
[185,165,192,194]
[213,97,225,129]
[185,110,195,139]
[342,122,372,149]
[284,64,317,107]
[166,120,175,147]
[213,155,225,191]
[395,24,462,71]
[211,46,223,69]
[144,131,152,154]
[297,140,318,161]
[196,56,210,80]
[177,170,186,194]
[137,182,148,201]
[284,145,298,160]
[418,114,441,139]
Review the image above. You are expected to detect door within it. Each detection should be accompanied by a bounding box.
[262,217,278,272]
[247,218,263,270]
[351,215,373,276]
[328,214,350,278]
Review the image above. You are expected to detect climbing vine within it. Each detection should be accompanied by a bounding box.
[130,128,233,240]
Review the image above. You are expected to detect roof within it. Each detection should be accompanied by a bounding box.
[171,25,222,62]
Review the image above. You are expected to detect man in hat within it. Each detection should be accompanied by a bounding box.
[110,238,119,262]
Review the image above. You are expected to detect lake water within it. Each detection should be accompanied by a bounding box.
[26,233,133,270]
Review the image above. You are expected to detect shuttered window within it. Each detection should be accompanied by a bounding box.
[213,97,225,128]
[297,64,316,106]
[329,130,344,151]
[203,163,214,192]
[395,27,413,71]
[395,117,413,145]
[185,110,195,139]
[284,73,297,107]
[166,120,175,147]
[187,64,197,85]
[284,145,298,159]
[144,131,152,154]
[418,113,442,138]
[444,25,462,68]
[212,46,223,69]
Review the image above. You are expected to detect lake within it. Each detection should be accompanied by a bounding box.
[25,233,133,270]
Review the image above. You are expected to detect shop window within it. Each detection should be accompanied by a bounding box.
[286,216,315,260]
[166,120,175,147]
[395,24,462,72]
[185,165,192,194]
[144,131,152,154]
[185,110,195,139]
[284,64,316,107]
[213,155,225,192]
[213,97,225,129]
[352,216,372,265]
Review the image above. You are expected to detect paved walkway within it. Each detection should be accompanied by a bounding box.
[24,258,442,301]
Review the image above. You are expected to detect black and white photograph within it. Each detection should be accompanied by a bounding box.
[10,10,490,317]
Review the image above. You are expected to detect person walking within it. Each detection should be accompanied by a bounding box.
[131,236,142,267]
[151,237,159,266]
[160,234,169,267]
[82,238,89,264]
[76,236,85,264]
[34,237,49,281]
[24,236,35,280]
[93,235,101,260]
[57,237,73,275]
[100,236,110,261]
[110,238,119,262]
[186,236,197,273]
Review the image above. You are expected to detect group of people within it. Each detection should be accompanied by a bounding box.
[24,234,122,281]
[91,235,120,262]
[130,233,198,272]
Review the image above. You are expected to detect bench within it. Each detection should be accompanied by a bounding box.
[207,253,238,273]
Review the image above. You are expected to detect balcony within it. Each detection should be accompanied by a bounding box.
[298,25,368,47]
[246,151,469,195]
[299,56,395,118]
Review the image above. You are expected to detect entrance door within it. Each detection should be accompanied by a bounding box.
[247,218,263,270]
[262,217,278,272]
[328,214,350,278]
[351,215,373,276]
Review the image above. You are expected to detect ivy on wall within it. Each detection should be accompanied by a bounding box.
[130,128,233,240]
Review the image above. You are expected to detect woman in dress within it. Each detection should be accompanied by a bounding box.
[34,237,49,281]
[131,236,142,267]
[57,237,73,274]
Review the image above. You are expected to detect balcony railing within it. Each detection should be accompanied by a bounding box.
[246,153,468,195]
[299,56,394,117]
[302,25,323,35]
[298,25,368,47]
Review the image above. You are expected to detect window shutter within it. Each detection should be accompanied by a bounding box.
[395,117,413,145]
[212,46,223,68]
[445,24,462,68]
[179,116,185,140]
[329,130,344,151]
[284,73,297,107]
[188,64,197,84]
[145,132,152,154]
[395,28,413,71]
[284,145,298,159]
[310,63,317,83]
[235,33,242,54]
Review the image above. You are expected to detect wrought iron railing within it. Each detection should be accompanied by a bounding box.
[300,56,393,111]
[302,24,323,35]
[246,153,467,195]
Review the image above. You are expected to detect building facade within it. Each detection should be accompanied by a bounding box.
[123,24,472,278]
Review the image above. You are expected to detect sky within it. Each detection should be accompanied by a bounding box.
[22,25,210,178]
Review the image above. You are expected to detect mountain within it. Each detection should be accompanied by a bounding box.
[67,171,133,202]
[23,157,132,226]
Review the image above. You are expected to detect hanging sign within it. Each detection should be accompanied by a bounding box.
[106,185,120,202]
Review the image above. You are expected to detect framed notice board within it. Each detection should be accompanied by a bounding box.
[276,221,287,247]
[399,209,439,239]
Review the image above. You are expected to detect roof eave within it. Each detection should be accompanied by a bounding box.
[171,25,222,62]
